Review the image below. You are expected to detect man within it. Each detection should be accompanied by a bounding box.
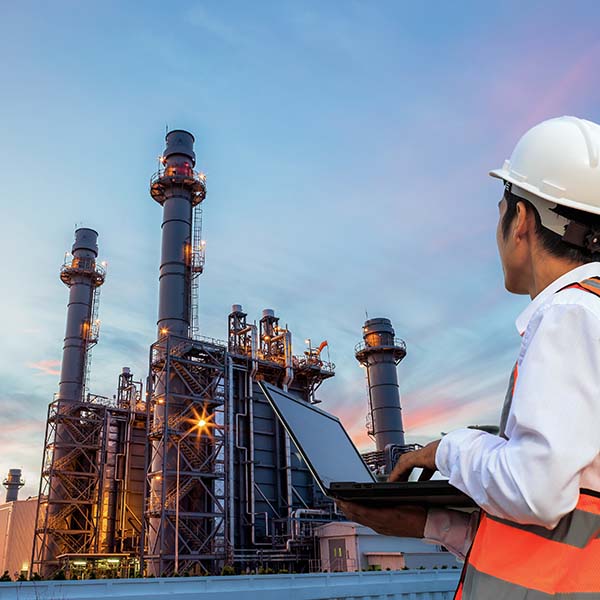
[338,116,600,599]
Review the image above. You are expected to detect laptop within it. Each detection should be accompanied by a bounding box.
[259,381,476,508]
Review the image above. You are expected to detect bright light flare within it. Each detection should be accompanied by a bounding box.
[188,406,216,439]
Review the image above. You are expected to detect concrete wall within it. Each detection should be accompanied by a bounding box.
[0,571,461,600]
[0,498,37,577]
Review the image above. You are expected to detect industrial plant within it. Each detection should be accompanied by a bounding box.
[0,130,456,580]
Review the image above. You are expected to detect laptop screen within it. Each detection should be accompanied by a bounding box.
[259,382,376,492]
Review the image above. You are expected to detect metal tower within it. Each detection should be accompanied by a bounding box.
[32,228,106,577]
[56,228,105,402]
[3,469,24,502]
[144,130,228,576]
[355,318,407,453]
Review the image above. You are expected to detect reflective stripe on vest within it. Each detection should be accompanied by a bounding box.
[455,276,600,599]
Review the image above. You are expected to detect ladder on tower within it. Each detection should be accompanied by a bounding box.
[190,205,205,339]
[83,285,102,399]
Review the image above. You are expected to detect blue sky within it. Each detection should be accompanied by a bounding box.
[2,1,600,497]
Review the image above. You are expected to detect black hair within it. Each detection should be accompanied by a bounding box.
[501,188,600,264]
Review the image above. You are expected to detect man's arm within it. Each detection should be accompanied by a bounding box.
[336,501,478,561]
[335,501,427,538]
[436,303,600,528]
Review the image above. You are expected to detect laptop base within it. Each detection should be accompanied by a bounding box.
[328,480,477,508]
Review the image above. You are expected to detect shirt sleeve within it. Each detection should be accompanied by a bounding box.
[435,303,600,529]
[422,508,480,561]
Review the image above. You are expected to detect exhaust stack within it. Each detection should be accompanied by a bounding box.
[355,317,407,452]
[3,469,24,502]
[58,228,105,402]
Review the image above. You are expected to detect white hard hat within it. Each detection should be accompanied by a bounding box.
[490,116,600,237]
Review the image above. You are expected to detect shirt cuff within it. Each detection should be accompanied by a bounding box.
[435,428,486,478]
[423,508,479,561]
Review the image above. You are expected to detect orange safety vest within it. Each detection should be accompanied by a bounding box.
[455,276,600,599]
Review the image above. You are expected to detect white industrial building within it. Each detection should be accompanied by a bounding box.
[0,497,37,578]
[314,521,460,572]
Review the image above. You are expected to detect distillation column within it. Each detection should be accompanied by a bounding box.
[355,318,407,452]
[146,130,207,575]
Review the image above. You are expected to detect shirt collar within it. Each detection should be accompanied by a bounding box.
[515,262,600,335]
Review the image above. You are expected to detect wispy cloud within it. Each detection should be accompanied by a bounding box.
[27,359,60,376]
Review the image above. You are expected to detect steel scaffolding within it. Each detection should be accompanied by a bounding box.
[143,334,229,576]
[31,392,147,578]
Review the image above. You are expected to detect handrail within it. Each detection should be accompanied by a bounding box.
[150,165,206,183]
[355,337,407,354]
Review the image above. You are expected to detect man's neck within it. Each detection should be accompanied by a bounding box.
[529,257,585,299]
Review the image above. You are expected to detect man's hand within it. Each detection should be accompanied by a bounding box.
[336,500,427,538]
[388,440,441,483]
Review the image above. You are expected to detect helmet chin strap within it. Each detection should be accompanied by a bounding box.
[508,183,600,253]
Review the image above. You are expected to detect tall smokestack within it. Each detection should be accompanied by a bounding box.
[355,317,407,452]
[58,228,105,401]
[33,228,106,576]
[150,130,206,339]
[3,469,24,502]
[147,130,206,575]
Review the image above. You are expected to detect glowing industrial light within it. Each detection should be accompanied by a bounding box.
[305,339,310,345]
[155,474,162,481]
[188,407,215,438]
[160,327,169,335]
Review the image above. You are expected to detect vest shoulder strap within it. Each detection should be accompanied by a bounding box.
[562,276,600,297]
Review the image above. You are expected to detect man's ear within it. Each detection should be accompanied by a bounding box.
[514,201,533,241]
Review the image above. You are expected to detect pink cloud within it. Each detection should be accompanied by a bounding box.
[518,42,600,134]
[27,359,60,376]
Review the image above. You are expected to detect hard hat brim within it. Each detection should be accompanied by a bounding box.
[489,168,600,217]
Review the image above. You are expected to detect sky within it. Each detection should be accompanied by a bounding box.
[2,1,600,498]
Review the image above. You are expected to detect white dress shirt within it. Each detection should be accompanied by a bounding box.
[423,262,600,559]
